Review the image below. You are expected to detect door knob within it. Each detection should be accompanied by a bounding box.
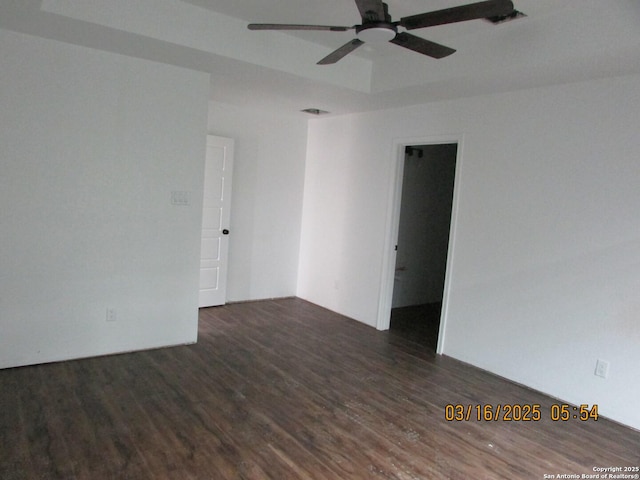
[222,229,230,235]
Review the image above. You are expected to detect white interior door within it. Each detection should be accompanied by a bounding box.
[199,135,234,308]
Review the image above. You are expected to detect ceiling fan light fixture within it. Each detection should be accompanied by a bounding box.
[356,24,397,43]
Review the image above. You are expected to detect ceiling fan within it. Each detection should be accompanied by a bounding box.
[248,0,514,65]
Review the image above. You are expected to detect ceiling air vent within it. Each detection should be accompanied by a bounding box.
[301,108,330,116]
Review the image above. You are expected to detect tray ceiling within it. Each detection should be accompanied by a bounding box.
[2,0,640,116]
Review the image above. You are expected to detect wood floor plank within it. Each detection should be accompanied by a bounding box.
[1,298,638,479]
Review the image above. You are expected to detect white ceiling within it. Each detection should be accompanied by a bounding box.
[2,0,640,116]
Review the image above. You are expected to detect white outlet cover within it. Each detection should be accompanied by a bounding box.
[595,359,609,378]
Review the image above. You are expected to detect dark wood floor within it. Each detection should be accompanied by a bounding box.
[1,298,638,479]
[390,303,442,350]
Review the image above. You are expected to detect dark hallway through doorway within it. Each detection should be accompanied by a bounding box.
[389,143,457,351]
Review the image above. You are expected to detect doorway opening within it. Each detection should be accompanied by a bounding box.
[388,143,457,351]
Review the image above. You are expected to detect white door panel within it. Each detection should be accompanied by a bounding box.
[199,135,234,307]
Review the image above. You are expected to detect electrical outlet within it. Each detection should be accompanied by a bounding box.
[106,308,117,323]
[594,359,609,378]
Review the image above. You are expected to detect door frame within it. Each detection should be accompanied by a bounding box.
[376,134,464,355]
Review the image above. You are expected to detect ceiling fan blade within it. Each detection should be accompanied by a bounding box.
[354,0,387,22]
[400,0,514,30]
[248,23,353,32]
[390,32,456,59]
[317,39,365,65]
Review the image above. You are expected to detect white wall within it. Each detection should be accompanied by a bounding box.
[298,74,640,430]
[0,29,209,368]
[208,102,307,301]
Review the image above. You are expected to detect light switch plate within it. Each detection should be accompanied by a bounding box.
[171,191,190,206]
